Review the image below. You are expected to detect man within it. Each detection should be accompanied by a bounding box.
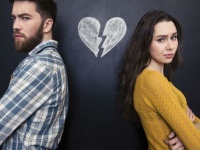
[0,0,68,149]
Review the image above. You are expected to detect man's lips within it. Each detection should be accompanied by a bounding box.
[13,34,24,39]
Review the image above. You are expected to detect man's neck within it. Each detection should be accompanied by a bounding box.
[42,32,53,41]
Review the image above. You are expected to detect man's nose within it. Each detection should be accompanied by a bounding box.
[13,18,20,32]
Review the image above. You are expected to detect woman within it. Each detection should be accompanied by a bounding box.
[120,10,200,149]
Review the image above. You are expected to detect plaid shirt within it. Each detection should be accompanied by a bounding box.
[0,40,68,149]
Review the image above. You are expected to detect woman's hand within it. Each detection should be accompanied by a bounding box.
[188,107,200,129]
[164,107,197,149]
[187,107,195,122]
[164,132,185,150]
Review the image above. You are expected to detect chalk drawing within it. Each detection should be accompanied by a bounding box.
[78,17,127,57]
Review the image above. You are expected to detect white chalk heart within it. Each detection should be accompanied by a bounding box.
[78,17,127,57]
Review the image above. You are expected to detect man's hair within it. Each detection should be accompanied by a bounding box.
[9,0,57,23]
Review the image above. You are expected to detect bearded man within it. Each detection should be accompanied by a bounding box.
[0,0,68,149]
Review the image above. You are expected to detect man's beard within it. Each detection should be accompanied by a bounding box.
[13,24,44,53]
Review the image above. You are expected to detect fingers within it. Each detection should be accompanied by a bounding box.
[165,138,185,150]
[168,131,175,139]
[164,132,176,146]
[187,107,195,122]
[164,132,185,150]
[169,140,185,150]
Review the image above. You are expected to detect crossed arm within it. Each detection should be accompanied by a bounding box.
[165,107,200,150]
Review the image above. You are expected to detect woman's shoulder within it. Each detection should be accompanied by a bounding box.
[137,68,169,85]
[136,68,171,93]
[140,68,164,79]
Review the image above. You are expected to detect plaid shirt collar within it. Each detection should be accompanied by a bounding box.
[28,40,58,56]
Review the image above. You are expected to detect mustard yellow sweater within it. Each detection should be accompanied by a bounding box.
[134,68,200,150]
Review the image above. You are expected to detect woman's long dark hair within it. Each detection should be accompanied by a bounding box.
[120,10,184,126]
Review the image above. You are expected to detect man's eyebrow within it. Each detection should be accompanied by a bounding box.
[11,13,31,17]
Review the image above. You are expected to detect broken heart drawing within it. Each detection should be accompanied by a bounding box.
[78,17,127,57]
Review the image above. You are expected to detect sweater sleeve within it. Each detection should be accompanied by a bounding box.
[142,71,200,149]
[194,116,200,124]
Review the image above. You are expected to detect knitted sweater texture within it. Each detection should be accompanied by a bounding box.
[134,68,200,150]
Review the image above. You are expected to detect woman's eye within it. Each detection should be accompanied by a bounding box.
[157,38,164,43]
[171,35,177,40]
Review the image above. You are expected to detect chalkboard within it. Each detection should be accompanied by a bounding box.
[0,0,200,149]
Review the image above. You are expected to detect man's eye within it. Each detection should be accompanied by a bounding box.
[11,16,16,21]
[22,17,30,20]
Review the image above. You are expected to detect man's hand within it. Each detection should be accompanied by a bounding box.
[164,132,185,150]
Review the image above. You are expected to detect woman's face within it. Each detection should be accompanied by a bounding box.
[148,21,178,69]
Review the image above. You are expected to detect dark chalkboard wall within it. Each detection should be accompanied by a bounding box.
[0,0,200,149]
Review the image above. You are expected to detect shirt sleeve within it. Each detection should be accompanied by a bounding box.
[0,60,53,144]
[142,71,200,149]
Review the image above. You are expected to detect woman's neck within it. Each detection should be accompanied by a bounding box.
[146,61,164,74]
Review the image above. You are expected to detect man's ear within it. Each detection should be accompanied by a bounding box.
[43,18,53,33]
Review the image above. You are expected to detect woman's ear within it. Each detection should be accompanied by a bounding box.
[43,18,53,33]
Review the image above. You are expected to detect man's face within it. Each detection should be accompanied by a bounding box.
[12,1,44,52]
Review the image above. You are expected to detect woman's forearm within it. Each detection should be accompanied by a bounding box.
[195,123,200,130]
